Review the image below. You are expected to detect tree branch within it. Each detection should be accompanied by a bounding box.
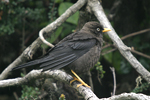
[102,28,150,50]
[110,67,116,96]
[1,71,150,100]
[88,0,150,82]
[0,0,87,80]
[101,28,150,59]
[0,70,99,100]
[131,48,150,59]
[121,28,150,40]
[101,93,150,100]
[102,46,150,60]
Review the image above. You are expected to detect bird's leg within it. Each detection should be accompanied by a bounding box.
[70,70,91,88]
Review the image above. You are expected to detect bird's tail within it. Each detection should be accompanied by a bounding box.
[12,59,43,71]
[12,53,67,71]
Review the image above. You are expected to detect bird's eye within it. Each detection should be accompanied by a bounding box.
[97,28,100,31]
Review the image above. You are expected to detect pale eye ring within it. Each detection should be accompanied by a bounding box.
[97,28,100,31]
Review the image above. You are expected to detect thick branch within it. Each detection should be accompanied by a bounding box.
[0,0,87,80]
[1,71,150,100]
[100,93,150,100]
[0,70,99,100]
[88,0,150,82]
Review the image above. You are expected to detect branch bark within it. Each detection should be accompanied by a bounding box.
[0,71,150,100]
[102,28,150,50]
[88,0,150,82]
[101,28,150,59]
[0,0,87,80]
[0,70,99,100]
[110,67,116,96]
[101,93,150,100]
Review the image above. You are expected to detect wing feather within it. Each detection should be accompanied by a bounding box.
[42,54,76,71]
[12,31,97,71]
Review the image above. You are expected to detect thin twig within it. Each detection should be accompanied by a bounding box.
[102,28,150,59]
[102,44,112,50]
[102,46,150,60]
[121,28,150,40]
[108,0,122,21]
[97,70,102,85]
[13,92,19,100]
[39,31,54,47]
[110,67,116,96]
[22,18,25,51]
[102,48,117,55]
[131,48,150,59]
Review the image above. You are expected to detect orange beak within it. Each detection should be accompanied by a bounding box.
[102,28,111,32]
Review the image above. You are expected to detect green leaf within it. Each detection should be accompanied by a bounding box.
[58,2,79,25]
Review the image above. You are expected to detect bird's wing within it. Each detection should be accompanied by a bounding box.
[40,39,97,71]
[12,33,97,71]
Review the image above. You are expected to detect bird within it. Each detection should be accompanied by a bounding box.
[12,21,111,88]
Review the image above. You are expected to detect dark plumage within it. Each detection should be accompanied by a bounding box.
[13,21,110,77]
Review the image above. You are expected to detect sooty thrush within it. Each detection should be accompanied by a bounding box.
[12,21,111,88]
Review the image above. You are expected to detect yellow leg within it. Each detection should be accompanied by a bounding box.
[70,70,91,88]
[70,76,77,84]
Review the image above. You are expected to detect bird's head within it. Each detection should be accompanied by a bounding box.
[82,21,111,38]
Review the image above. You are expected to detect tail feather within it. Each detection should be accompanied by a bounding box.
[12,59,42,70]
[12,53,69,71]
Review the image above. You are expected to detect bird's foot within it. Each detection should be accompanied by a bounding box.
[70,70,91,88]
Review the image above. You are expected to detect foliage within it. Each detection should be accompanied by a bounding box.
[48,0,57,22]
[19,85,41,100]
[132,82,150,93]
[19,73,40,100]
[0,1,45,36]
[94,62,105,79]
